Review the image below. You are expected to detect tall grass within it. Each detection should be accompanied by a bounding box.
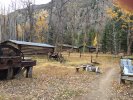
[0,53,120,100]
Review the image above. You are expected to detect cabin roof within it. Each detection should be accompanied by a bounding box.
[58,44,78,49]
[2,40,55,48]
[79,45,96,49]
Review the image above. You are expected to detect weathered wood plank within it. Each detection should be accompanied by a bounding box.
[121,76,133,81]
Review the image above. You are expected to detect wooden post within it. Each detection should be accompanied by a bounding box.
[83,66,86,71]
[120,77,125,84]
[76,68,79,72]
[7,67,13,79]
[91,55,93,63]
[26,66,33,78]
[68,51,70,57]
[18,44,22,51]
[80,51,82,58]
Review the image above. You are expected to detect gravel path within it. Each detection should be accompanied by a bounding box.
[76,67,118,100]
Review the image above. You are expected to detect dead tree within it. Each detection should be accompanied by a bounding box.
[50,0,70,52]
[21,0,35,42]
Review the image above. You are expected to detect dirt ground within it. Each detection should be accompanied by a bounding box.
[0,53,133,100]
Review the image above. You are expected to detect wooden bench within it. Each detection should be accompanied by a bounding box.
[76,64,100,74]
[76,65,86,72]
[76,64,94,72]
[120,59,133,83]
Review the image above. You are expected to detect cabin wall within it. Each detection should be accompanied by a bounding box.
[57,46,78,52]
[79,47,96,53]
[21,46,54,55]
[1,41,55,56]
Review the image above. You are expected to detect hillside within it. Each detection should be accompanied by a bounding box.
[0,0,113,45]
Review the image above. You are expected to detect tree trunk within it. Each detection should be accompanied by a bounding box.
[83,32,87,53]
[0,25,1,43]
[127,22,132,55]
[127,43,132,55]
[96,33,99,57]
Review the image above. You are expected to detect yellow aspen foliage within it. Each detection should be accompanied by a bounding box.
[36,15,48,31]
[106,8,118,19]
[35,10,49,42]
[120,16,126,20]
[35,11,48,32]
[121,24,127,29]
[106,1,133,32]
[93,35,97,47]
[17,24,23,37]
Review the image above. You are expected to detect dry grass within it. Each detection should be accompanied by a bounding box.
[0,53,120,100]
